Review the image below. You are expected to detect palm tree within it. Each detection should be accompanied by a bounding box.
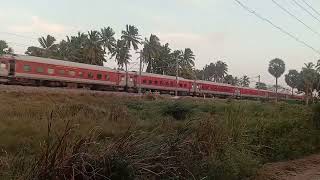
[142,34,161,73]
[240,75,250,87]
[214,61,228,82]
[38,35,56,50]
[181,48,195,68]
[268,58,286,101]
[112,39,131,70]
[121,25,141,90]
[25,35,58,58]
[285,70,300,95]
[99,27,116,54]
[156,43,172,75]
[58,32,88,63]
[121,25,141,50]
[301,63,316,104]
[224,75,239,86]
[83,31,105,66]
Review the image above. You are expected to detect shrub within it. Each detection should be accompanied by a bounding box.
[312,103,320,129]
[162,101,194,120]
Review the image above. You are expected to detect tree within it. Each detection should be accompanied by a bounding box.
[99,27,116,54]
[240,75,250,87]
[83,30,106,66]
[201,61,228,82]
[111,39,131,70]
[255,82,267,90]
[179,48,195,79]
[0,40,14,55]
[142,34,161,73]
[26,35,58,58]
[121,24,141,50]
[215,61,228,82]
[285,69,300,95]
[224,75,240,86]
[268,58,286,101]
[121,25,141,90]
[300,63,317,104]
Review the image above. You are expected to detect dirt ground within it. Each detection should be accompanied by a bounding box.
[255,154,320,180]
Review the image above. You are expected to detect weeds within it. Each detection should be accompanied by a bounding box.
[0,91,320,179]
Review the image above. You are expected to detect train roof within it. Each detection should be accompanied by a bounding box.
[2,54,118,72]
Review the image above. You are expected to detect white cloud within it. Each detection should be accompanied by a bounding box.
[9,16,67,34]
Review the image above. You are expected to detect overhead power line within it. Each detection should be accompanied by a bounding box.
[301,0,320,18]
[0,31,38,40]
[291,0,320,24]
[233,0,320,55]
[271,0,320,37]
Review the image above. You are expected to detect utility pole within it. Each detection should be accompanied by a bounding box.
[138,52,142,95]
[175,58,179,96]
[257,75,261,89]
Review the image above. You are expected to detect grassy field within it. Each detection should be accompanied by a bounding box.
[0,90,320,179]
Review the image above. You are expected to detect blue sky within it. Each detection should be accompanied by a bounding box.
[1,0,320,86]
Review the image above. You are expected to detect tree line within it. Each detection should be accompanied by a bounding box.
[0,25,253,88]
[2,24,319,103]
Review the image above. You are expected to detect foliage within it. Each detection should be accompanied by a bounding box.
[111,39,131,70]
[1,91,320,179]
[285,69,300,95]
[0,40,14,55]
[269,58,286,100]
[161,101,194,120]
[256,82,268,90]
[121,24,141,51]
[224,74,240,86]
[312,103,320,129]
[240,75,250,87]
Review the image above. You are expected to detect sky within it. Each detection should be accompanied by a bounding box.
[1,0,320,87]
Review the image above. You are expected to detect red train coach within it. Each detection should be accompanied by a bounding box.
[0,54,304,101]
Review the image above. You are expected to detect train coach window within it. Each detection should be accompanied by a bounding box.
[23,65,31,72]
[79,71,83,77]
[88,72,94,79]
[0,63,6,69]
[47,68,54,74]
[155,80,158,85]
[105,74,110,81]
[142,79,146,84]
[97,73,102,80]
[184,84,187,88]
[160,81,163,85]
[36,67,44,73]
[149,80,152,84]
[69,71,75,76]
[58,70,65,75]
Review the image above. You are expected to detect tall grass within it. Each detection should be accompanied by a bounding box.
[0,91,319,179]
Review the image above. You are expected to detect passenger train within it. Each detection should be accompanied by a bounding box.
[0,54,304,101]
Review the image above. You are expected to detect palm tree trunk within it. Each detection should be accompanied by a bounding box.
[125,62,128,92]
[276,78,278,102]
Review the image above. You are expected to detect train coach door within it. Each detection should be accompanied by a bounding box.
[0,60,8,77]
[8,59,15,76]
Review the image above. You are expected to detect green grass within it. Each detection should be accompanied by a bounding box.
[0,91,319,179]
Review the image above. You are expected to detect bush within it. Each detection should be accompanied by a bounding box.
[313,103,320,129]
[162,101,194,120]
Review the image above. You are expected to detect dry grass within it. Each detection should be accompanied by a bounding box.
[0,89,319,179]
